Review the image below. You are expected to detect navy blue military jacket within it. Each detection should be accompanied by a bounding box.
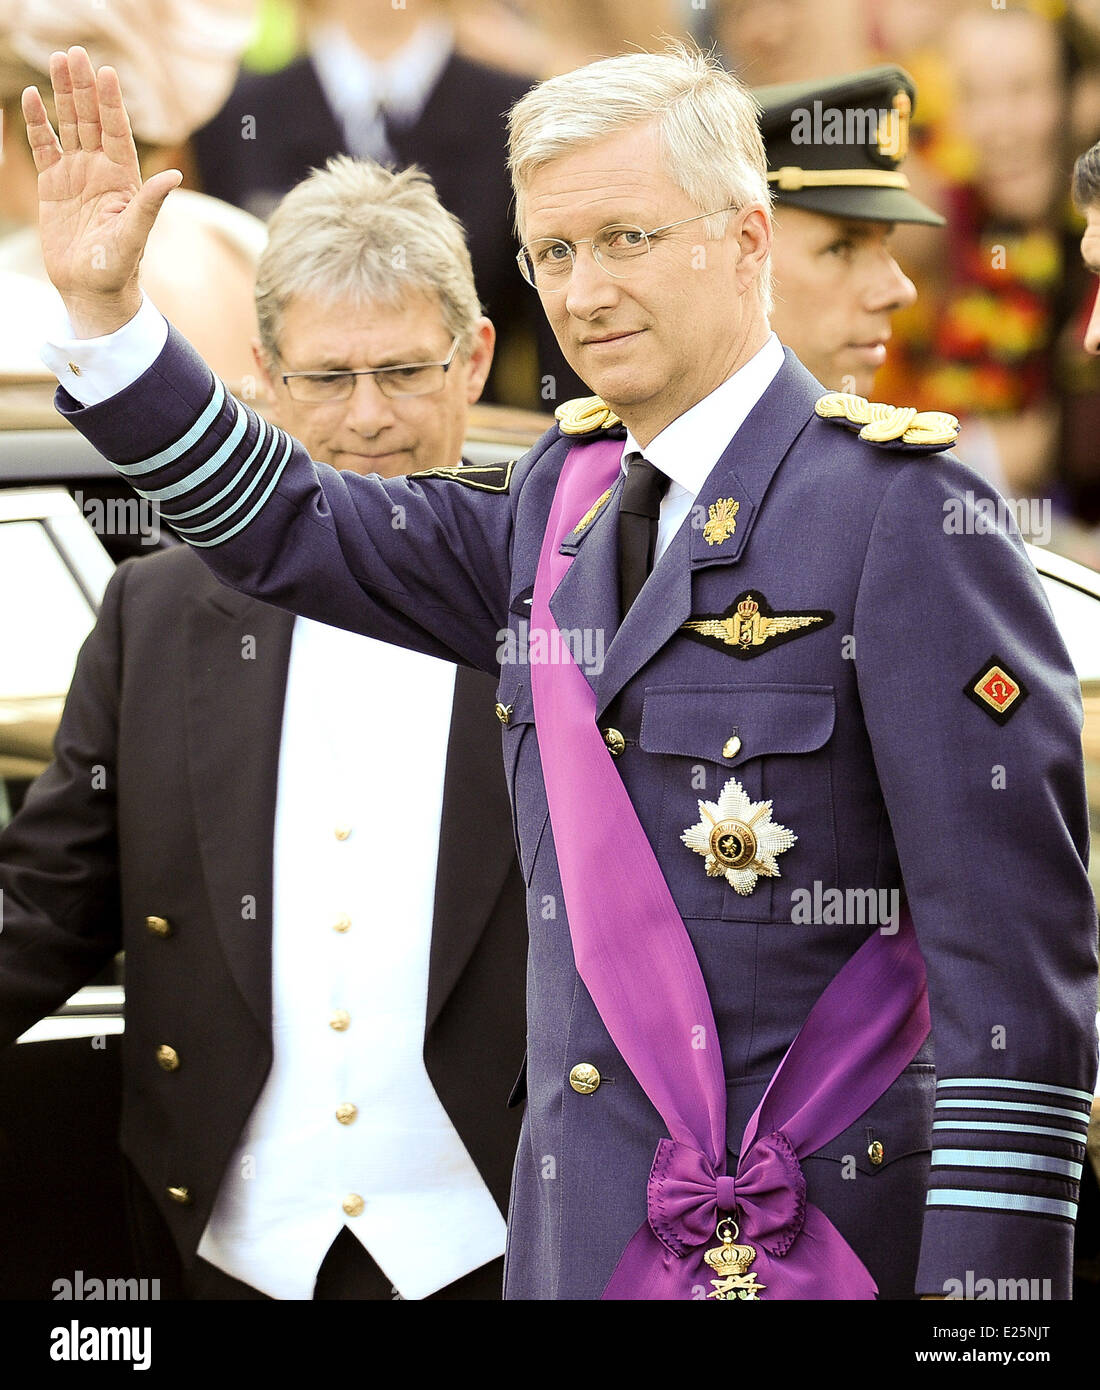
[58,329,1098,1300]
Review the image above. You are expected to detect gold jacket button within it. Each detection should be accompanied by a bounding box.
[602,728,626,757]
[343,1193,365,1217]
[333,914,351,933]
[494,702,513,726]
[569,1062,601,1094]
[156,1045,180,1072]
[329,1009,351,1032]
[166,1186,192,1205]
[145,915,171,938]
[868,1140,885,1166]
[334,825,352,841]
[335,1102,359,1125]
[722,735,742,759]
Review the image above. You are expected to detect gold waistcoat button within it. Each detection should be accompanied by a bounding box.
[166,1186,192,1205]
[329,1009,351,1032]
[343,1193,365,1217]
[156,1045,180,1072]
[145,915,171,938]
[336,1102,359,1125]
[868,1140,885,1166]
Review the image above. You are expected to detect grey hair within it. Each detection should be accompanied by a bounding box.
[255,155,482,359]
[1073,140,1100,213]
[507,41,773,314]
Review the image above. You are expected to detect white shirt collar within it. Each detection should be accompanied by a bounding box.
[311,18,453,126]
[621,332,785,497]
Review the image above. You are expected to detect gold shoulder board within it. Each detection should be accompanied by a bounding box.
[815,391,959,452]
[555,395,623,435]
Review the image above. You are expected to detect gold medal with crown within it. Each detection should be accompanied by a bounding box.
[705,1218,766,1300]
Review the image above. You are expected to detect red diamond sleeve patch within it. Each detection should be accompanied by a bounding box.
[964,657,1029,724]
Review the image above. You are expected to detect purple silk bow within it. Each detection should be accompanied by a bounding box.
[529,439,931,1300]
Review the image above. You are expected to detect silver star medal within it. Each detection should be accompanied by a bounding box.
[682,776,796,895]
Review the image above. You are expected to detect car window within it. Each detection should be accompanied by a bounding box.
[0,519,99,699]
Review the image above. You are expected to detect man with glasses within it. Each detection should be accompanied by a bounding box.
[0,154,527,1301]
[23,44,1096,1302]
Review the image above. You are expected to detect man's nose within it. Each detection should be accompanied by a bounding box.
[341,372,398,431]
[1083,284,1100,355]
[563,242,620,320]
[864,250,918,315]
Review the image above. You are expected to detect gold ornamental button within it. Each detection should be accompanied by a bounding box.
[722,735,742,760]
[156,1045,180,1072]
[166,1186,192,1205]
[334,825,352,841]
[145,915,172,938]
[868,1140,885,1166]
[335,1102,359,1125]
[343,1193,365,1217]
[329,1010,351,1032]
[569,1062,601,1094]
[602,728,626,757]
[333,914,351,933]
[494,702,513,726]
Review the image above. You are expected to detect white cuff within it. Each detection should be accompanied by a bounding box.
[40,292,169,406]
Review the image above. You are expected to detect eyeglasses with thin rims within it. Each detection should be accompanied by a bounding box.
[516,206,739,292]
[278,335,462,402]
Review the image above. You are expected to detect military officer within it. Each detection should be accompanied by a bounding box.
[22,43,1097,1300]
[759,65,943,395]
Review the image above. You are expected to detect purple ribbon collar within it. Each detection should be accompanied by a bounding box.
[529,438,930,1299]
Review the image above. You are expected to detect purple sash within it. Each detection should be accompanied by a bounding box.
[529,438,931,1300]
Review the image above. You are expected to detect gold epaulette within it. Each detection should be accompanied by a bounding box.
[814,391,959,451]
[554,395,623,435]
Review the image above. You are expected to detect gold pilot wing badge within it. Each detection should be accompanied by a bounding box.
[702,497,740,546]
[682,775,796,896]
[681,592,833,661]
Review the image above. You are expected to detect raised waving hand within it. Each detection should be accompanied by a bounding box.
[20,46,182,337]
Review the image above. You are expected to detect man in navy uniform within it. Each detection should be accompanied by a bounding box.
[22,43,1097,1299]
[757,65,942,396]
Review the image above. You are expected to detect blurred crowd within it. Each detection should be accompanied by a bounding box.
[4,0,1100,565]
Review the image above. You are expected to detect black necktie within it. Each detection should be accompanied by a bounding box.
[618,454,668,618]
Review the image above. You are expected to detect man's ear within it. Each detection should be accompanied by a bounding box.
[250,340,278,405]
[733,205,773,296]
[464,317,496,405]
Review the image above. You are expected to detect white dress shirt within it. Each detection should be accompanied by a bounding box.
[311,18,453,162]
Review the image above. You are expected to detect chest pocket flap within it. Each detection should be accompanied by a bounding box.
[638,683,835,767]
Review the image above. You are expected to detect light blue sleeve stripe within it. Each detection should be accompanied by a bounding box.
[934,1099,1089,1125]
[133,398,249,504]
[926,1189,1077,1220]
[114,378,226,477]
[931,1149,1083,1180]
[162,418,276,525]
[936,1077,1094,1103]
[173,423,284,536]
[186,434,293,548]
[933,1120,1088,1145]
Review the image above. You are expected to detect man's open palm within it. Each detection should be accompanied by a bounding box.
[20,46,181,332]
